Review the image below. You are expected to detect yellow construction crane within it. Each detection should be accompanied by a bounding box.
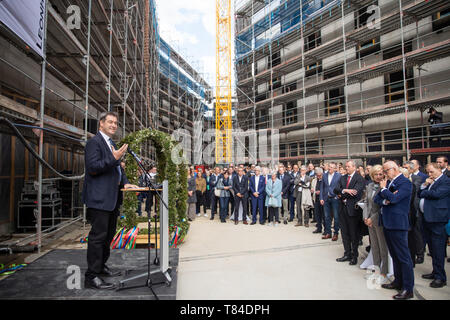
[215,0,232,164]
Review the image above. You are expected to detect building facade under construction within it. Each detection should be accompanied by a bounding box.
[0,0,211,236]
[234,0,450,167]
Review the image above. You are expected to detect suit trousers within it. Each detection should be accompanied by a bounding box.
[281,198,289,221]
[211,194,220,217]
[368,223,389,276]
[85,206,119,279]
[314,196,325,232]
[195,191,204,214]
[289,194,296,220]
[234,195,248,221]
[268,206,279,223]
[383,229,415,292]
[295,193,308,224]
[251,196,265,223]
[423,221,447,282]
[339,205,361,258]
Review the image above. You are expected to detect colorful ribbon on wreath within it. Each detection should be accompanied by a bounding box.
[169,226,186,248]
[0,263,27,275]
[110,227,139,249]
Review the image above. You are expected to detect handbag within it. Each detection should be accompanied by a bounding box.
[268,196,278,208]
[214,188,221,197]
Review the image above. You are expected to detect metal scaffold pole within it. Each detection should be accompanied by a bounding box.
[341,0,350,159]
[300,0,307,164]
[37,0,49,253]
[83,0,93,234]
[399,0,410,160]
[107,0,114,112]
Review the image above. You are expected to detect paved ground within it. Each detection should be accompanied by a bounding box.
[176,212,450,300]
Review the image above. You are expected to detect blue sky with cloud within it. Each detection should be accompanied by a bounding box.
[155,0,217,87]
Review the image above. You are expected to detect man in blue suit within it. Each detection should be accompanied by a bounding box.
[418,162,450,288]
[249,166,266,225]
[82,111,138,290]
[374,161,414,300]
[209,167,222,220]
[288,165,299,223]
[320,162,341,240]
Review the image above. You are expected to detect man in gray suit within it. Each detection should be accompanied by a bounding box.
[294,165,312,226]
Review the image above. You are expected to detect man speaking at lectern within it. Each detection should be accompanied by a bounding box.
[82,111,138,289]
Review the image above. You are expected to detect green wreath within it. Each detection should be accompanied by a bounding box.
[118,129,189,243]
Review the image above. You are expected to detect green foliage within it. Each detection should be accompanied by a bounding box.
[118,129,190,242]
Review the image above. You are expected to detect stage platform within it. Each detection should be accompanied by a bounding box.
[0,249,179,300]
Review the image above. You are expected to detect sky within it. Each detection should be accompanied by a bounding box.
[155,0,216,87]
[154,0,236,92]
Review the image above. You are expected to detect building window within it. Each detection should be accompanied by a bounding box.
[280,144,286,158]
[432,8,450,33]
[256,108,268,130]
[306,140,319,155]
[366,133,382,152]
[323,64,344,80]
[282,82,297,94]
[283,101,297,126]
[271,51,281,68]
[290,143,298,157]
[325,87,345,116]
[304,31,321,52]
[357,37,380,59]
[384,130,403,151]
[384,68,415,104]
[271,77,281,90]
[305,61,322,78]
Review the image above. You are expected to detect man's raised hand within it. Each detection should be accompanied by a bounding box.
[112,143,128,160]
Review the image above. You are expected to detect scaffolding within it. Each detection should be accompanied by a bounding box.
[234,0,450,166]
[0,0,160,245]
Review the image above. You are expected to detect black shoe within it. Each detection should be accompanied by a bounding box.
[365,245,371,253]
[416,256,424,264]
[250,222,256,225]
[276,220,281,223]
[336,255,352,262]
[260,222,265,225]
[288,219,293,222]
[393,290,413,300]
[422,273,435,280]
[381,283,402,291]
[311,220,317,223]
[188,218,193,221]
[210,217,214,220]
[430,279,447,288]
[349,258,358,265]
[284,220,288,225]
[99,265,121,277]
[312,229,322,234]
[84,276,115,290]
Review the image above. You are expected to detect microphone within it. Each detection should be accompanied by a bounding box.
[127,147,142,164]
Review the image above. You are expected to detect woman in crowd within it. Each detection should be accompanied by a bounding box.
[265,172,282,226]
[216,171,233,223]
[195,168,206,217]
[204,168,211,217]
[294,165,313,227]
[361,165,390,284]
[187,167,197,221]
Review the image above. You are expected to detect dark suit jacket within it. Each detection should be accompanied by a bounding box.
[320,172,341,201]
[249,175,265,198]
[277,173,291,199]
[374,174,412,231]
[418,174,450,223]
[443,168,450,178]
[289,172,298,195]
[414,171,428,184]
[334,172,365,217]
[82,132,129,212]
[209,174,221,191]
[233,174,249,198]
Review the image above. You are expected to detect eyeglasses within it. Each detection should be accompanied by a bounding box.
[383,167,394,173]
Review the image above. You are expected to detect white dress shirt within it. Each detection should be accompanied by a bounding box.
[419,173,443,213]
[99,130,121,184]
[255,175,260,193]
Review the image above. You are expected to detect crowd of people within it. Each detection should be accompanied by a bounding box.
[185,156,450,299]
